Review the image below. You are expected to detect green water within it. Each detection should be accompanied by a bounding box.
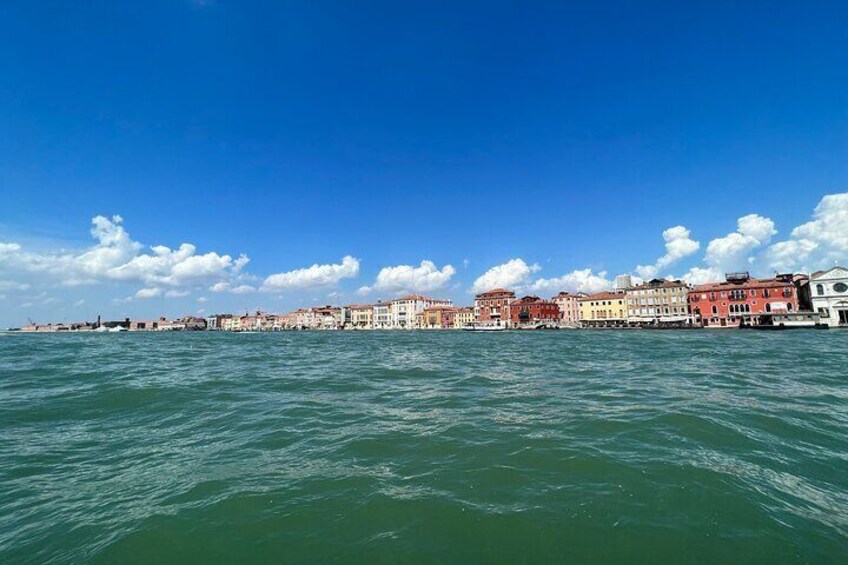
[1,331,846,563]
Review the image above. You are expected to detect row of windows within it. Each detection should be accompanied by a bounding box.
[815,283,848,295]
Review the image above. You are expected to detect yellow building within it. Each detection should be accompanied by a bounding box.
[453,307,475,328]
[350,305,373,329]
[579,291,628,327]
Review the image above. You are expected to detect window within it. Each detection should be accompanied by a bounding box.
[834,283,848,293]
[712,305,718,315]
[816,284,825,296]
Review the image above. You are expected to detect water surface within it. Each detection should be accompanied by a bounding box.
[1,331,846,563]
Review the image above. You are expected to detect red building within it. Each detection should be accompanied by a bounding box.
[509,295,560,325]
[688,272,807,327]
[474,288,516,326]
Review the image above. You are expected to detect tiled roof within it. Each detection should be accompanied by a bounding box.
[691,277,796,292]
[580,291,624,301]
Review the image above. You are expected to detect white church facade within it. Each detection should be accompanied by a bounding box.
[810,267,848,327]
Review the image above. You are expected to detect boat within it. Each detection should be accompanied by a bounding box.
[740,312,828,330]
[461,323,506,332]
[108,326,128,332]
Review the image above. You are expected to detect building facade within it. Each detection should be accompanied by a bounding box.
[453,307,475,328]
[350,305,374,329]
[509,295,560,325]
[625,278,691,326]
[809,267,848,327]
[373,302,392,329]
[389,295,452,329]
[551,292,584,325]
[688,272,804,328]
[579,292,628,327]
[418,306,458,329]
[474,288,515,327]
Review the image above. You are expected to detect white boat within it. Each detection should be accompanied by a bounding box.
[94,326,109,333]
[108,326,128,332]
[461,323,506,332]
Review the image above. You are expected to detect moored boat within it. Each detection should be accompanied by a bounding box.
[461,323,506,332]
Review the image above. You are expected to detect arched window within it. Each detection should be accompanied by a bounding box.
[712,305,718,316]
[816,284,825,296]
[766,303,772,312]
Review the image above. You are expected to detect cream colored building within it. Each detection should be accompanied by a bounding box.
[350,305,374,329]
[625,278,691,325]
[389,294,452,329]
[373,302,392,329]
[579,292,628,327]
[453,307,475,328]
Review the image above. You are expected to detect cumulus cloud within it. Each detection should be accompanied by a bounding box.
[764,192,848,272]
[135,287,162,298]
[635,226,700,280]
[164,289,190,298]
[0,215,249,290]
[359,260,455,294]
[683,214,776,282]
[263,256,360,290]
[0,280,30,291]
[210,282,255,294]
[529,269,612,295]
[470,258,540,294]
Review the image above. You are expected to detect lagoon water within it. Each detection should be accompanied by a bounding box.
[1,330,846,563]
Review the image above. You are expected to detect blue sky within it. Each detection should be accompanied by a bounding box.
[1,1,848,326]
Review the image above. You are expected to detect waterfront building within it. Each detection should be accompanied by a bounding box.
[453,307,475,328]
[509,295,560,326]
[688,272,805,328]
[205,314,231,330]
[313,306,342,329]
[419,305,458,329]
[373,301,392,329]
[551,292,584,325]
[625,278,692,326]
[579,292,628,327]
[349,305,374,329]
[474,288,515,327]
[390,294,452,329]
[808,267,848,327]
[130,319,159,331]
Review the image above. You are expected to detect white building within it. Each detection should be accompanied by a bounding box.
[373,302,392,329]
[810,267,848,327]
[389,294,453,329]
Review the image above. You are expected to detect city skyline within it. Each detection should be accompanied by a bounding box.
[2,2,848,326]
[1,190,846,327]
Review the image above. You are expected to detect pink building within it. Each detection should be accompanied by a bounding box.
[552,292,584,325]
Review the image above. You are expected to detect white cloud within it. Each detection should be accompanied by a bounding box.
[470,258,541,294]
[359,260,455,294]
[0,280,30,291]
[682,267,723,285]
[635,225,700,280]
[135,287,162,298]
[164,289,190,298]
[74,299,85,307]
[198,296,208,303]
[210,281,256,294]
[683,214,776,282]
[529,269,612,295]
[704,214,776,271]
[263,256,360,290]
[765,192,848,272]
[0,215,248,289]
